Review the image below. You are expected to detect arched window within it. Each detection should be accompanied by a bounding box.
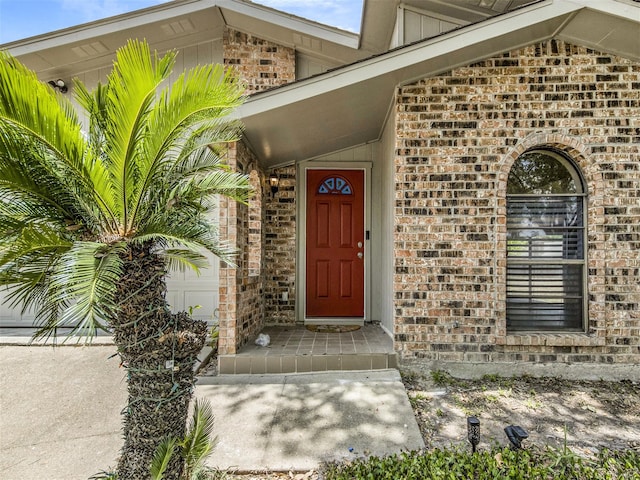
[506,150,586,331]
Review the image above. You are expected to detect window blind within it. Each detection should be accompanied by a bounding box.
[506,195,584,331]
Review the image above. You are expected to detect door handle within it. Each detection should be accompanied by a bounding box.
[357,252,363,259]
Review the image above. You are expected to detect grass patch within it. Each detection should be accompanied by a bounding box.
[322,447,640,480]
[430,370,469,388]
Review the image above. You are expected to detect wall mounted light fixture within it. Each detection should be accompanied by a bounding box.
[48,79,68,93]
[269,173,279,196]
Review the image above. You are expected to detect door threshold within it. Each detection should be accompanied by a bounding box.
[304,318,365,326]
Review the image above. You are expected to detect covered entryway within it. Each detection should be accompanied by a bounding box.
[305,169,365,319]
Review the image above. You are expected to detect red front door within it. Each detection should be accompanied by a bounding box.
[306,169,365,317]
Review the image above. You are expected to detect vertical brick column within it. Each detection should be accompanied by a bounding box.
[218,144,239,355]
[264,166,297,323]
[217,27,295,353]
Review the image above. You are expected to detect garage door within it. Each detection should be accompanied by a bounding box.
[165,209,221,327]
[0,257,220,335]
[165,251,220,326]
[0,292,36,333]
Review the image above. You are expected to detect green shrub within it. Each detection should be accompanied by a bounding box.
[322,446,640,480]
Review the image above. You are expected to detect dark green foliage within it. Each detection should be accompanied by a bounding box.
[322,447,640,480]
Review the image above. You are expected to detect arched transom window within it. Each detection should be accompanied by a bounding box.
[317,175,353,195]
[506,150,586,332]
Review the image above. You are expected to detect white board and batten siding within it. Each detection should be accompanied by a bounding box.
[392,6,463,48]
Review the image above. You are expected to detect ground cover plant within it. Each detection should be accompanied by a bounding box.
[321,446,640,479]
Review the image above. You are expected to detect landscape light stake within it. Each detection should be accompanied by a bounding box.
[504,425,529,449]
[467,416,480,453]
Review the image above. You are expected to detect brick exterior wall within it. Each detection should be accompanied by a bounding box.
[223,28,296,94]
[264,166,297,324]
[218,142,266,355]
[394,40,639,366]
[218,29,296,354]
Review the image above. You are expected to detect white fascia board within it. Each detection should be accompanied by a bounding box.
[5,0,358,57]
[219,0,359,49]
[4,0,217,56]
[237,0,580,118]
[562,0,640,19]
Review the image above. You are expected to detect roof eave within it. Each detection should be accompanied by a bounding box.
[238,0,640,167]
[3,0,362,76]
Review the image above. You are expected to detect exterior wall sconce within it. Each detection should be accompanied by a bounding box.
[467,416,480,453]
[48,79,68,93]
[269,173,279,196]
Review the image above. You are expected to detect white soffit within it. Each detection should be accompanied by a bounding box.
[4,0,361,77]
[240,0,640,167]
[557,8,640,61]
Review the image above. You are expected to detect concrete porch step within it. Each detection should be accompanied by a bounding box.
[217,324,396,375]
[218,352,398,375]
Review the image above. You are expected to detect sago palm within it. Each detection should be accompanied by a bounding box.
[0,40,250,479]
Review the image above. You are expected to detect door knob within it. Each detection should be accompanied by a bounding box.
[357,241,363,248]
[357,252,363,259]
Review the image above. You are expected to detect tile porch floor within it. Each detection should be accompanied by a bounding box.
[218,323,397,374]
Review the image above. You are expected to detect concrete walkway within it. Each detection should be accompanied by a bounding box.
[0,345,423,480]
[197,371,424,472]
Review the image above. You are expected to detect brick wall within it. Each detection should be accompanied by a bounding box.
[394,40,639,365]
[218,28,296,353]
[218,141,266,354]
[223,28,296,94]
[264,166,297,324]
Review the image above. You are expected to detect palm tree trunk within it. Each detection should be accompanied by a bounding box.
[112,244,207,480]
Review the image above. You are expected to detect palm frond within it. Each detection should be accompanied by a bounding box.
[0,129,82,225]
[73,80,109,149]
[181,399,217,480]
[47,242,124,339]
[101,40,176,232]
[0,51,86,166]
[0,224,73,341]
[126,63,245,231]
[70,82,127,233]
[0,56,119,235]
[149,436,178,480]
[0,259,62,319]
[163,250,210,274]
[134,222,238,266]
[171,169,252,206]
[166,123,243,178]
[0,223,71,272]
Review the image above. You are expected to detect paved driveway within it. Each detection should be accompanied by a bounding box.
[0,345,126,480]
